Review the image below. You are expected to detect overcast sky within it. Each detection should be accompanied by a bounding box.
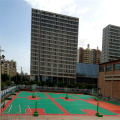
[1,0,120,74]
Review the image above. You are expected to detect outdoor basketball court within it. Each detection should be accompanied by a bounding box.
[1,91,120,117]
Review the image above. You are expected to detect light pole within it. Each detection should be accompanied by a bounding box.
[8,64,12,81]
[0,46,5,115]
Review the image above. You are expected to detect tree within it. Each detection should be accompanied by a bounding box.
[79,84,87,89]
[5,80,12,86]
[12,73,22,85]
[57,82,67,87]
[1,74,9,82]
[37,81,41,86]
[30,80,37,85]
[24,81,30,85]
[1,82,5,90]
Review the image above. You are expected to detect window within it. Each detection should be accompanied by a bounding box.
[106,65,112,71]
[99,66,104,72]
[114,63,120,71]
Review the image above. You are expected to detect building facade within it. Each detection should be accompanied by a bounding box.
[98,59,120,100]
[102,24,120,63]
[30,8,79,83]
[1,60,17,77]
[77,44,101,64]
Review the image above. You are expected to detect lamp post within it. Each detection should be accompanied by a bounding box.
[8,64,12,81]
[0,46,5,115]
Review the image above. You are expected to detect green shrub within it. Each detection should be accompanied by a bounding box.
[87,84,96,89]
[1,82,5,89]
[24,81,30,85]
[57,82,66,87]
[68,84,74,88]
[37,81,41,86]
[73,84,79,88]
[79,84,87,89]
[5,80,12,86]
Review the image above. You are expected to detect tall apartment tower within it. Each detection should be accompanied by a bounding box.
[77,44,101,64]
[102,24,120,63]
[30,8,79,83]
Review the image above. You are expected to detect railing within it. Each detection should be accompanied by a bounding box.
[11,105,21,120]
[1,86,17,98]
[28,105,32,120]
[1,104,32,120]
[22,105,32,120]
[2,105,12,120]
[21,85,92,93]
[19,105,21,120]
[0,105,2,120]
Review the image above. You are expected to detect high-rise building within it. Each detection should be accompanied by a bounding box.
[30,8,79,83]
[1,60,17,77]
[77,44,101,64]
[102,24,120,63]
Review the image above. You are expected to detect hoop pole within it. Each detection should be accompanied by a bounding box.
[4,94,5,107]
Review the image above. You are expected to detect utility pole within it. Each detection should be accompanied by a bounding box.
[9,65,11,81]
[16,72,17,84]
[38,11,41,82]
[21,67,22,83]
[0,46,5,115]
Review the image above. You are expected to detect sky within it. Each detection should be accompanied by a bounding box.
[1,0,120,74]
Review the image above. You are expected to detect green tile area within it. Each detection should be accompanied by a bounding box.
[17,92,32,97]
[47,93,77,99]
[54,99,117,115]
[35,92,48,98]
[3,92,119,115]
[3,97,63,114]
[17,92,48,98]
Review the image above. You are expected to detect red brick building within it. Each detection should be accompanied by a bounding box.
[98,59,120,100]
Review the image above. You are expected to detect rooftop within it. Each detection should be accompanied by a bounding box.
[76,63,98,78]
